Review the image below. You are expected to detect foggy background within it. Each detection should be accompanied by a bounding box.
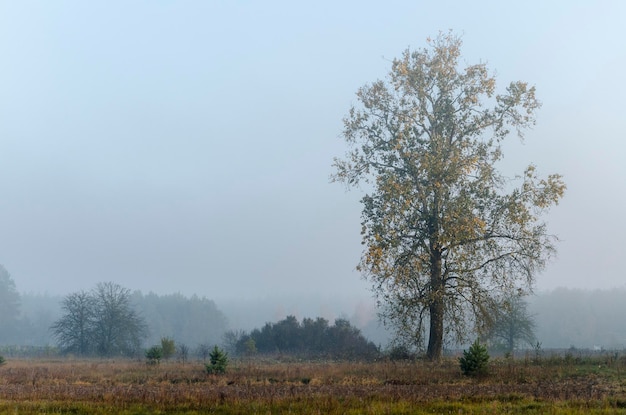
[1,1,625,331]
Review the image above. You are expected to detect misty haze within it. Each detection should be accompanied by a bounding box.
[1,2,625,413]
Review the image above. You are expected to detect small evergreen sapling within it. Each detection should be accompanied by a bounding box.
[459,340,489,376]
[145,346,163,365]
[205,346,228,374]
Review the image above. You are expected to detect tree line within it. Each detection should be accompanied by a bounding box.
[3,261,626,357]
[0,264,228,357]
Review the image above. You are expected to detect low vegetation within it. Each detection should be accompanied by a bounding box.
[204,345,228,374]
[144,345,163,365]
[459,339,490,376]
[0,353,626,414]
[228,315,379,360]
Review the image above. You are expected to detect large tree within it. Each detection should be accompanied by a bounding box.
[91,282,147,356]
[51,282,147,357]
[50,291,95,355]
[332,32,565,360]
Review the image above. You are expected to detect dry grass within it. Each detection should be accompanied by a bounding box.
[0,357,625,413]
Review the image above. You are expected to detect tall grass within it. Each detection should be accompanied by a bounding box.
[0,355,624,414]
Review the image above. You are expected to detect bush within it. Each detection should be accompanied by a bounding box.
[197,343,211,362]
[459,340,489,376]
[178,343,189,365]
[205,346,228,374]
[0,355,5,365]
[145,346,163,365]
[244,337,257,356]
[387,345,415,361]
[233,316,380,360]
[160,337,176,360]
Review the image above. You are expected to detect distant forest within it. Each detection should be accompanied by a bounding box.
[1,289,228,353]
[1,263,626,352]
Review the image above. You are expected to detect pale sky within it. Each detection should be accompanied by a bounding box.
[0,1,624,303]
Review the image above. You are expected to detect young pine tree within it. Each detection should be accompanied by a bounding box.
[205,346,228,374]
[459,340,489,376]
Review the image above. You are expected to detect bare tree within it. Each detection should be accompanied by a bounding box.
[51,282,147,357]
[91,282,147,357]
[196,343,211,362]
[50,291,95,355]
[177,343,189,365]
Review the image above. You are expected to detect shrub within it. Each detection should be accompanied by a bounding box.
[197,343,211,362]
[160,337,176,360]
[244,337,257,356]
[178,343,189,365]
[459,340,489,376]
[387,345,415,361]
[145,346,163,365]
[0,355,5,365]
[205,346,228,374]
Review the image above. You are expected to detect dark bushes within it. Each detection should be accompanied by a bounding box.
[232,316,380,360]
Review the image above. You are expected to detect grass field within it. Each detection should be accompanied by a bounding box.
[1,354,626,414]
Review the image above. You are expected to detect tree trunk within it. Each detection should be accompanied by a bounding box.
[427,296,444,360]
[426,248,444,361]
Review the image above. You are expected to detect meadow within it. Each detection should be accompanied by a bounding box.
[1,353,626,414]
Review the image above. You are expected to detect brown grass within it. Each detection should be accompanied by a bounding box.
[0,357,625,414]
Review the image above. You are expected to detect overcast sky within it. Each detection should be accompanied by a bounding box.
[0,1,624,303]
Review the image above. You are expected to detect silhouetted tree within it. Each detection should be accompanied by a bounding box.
[51,282,147,357]
[50,291,95,355]
[91,282,147,356]
[197,343,211,362]
[178,343,189,365]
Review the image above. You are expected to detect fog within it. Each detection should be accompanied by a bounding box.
[7,287,626,351]
[1,1,625,326]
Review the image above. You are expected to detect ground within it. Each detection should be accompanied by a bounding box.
[0,354,625,414]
